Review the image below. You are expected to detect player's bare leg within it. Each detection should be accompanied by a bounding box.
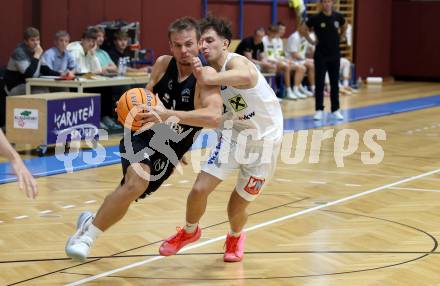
[65,164,150,261]
[159,171,221,256]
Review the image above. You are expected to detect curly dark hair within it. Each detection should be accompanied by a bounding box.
[199,16,232,47]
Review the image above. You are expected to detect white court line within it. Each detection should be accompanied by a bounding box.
[15,215,28,220]
[62,205,76,209]
[275,178,292,182]
[84,200,96,204]
[275,168,405,179]
[388,186,440,193]
[65,168,440,286]
[309,181,327,184]
[39,210,53,214]
[345,184,361,187]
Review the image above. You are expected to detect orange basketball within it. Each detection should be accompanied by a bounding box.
[116,88,157,131]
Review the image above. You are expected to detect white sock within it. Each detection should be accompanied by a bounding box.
[229,230,241,237]
[287,87,293,93]
[85,223,103,241]
[293,86,300,93]
[311,85,316,92]
[184,222,198,233]
[343,79,349,87]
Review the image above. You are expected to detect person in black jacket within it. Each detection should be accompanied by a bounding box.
[235,27,276,73]
[303,0,347,120]
[4,27,47,95]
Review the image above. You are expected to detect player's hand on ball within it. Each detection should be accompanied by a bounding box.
[134,95,168,125]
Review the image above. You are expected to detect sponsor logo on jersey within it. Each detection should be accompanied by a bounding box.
[153,159,166,172]
[162,93,170,103]
[320,22,326,28]
[166,120,185,134]
[244,176,265,195]
[207,138,223,165]
[181,88,191,102]
[181,88,191,96]
[238,111,255,120]
[168,79,173,90]
[334,21,339,29]
[228,95,247,112]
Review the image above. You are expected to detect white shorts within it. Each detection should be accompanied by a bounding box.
[201,133,281,201]
[293,59,306,66]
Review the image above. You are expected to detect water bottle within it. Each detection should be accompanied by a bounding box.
[122,57,128,75]
[357,77,363,89]
[118,58,124,76]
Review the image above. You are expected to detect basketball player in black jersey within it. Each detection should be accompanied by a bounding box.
[65,17,223,262]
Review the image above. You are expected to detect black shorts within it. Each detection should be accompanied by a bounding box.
[119,132,176,199]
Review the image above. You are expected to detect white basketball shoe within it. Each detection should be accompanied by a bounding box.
[65,211,95,262]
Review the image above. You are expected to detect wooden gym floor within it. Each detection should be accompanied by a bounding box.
[1,81,440,285]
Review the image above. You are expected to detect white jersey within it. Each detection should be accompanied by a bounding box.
[285,31,309,60]
[262,36,284,60]
[219,53,283,141]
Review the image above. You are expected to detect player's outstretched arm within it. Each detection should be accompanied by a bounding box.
[145,67,223,128]
[192,56,256,89]
[169,73,223,128]
[139,65,222,129]
[0,130,37,199]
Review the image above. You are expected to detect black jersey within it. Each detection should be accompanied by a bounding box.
[151,57,202,159]
[306,11,345,58]
[120,57,202,199]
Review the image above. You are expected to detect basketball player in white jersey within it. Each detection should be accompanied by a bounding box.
[159,16,283,262]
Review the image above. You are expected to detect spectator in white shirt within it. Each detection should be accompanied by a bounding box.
[285,25,315,96]
[67,27,102,74]
[262,25,306,99]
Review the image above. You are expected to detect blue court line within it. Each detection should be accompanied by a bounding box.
[283,95,440,131]
[1,94,439,184]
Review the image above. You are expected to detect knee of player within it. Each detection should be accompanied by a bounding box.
[123,172,149,196]
[190,183,210,197]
